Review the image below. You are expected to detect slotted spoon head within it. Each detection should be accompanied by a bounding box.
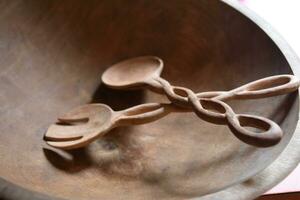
[44,104,114,149]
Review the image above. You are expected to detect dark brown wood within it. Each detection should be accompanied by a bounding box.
[0,0,298,199]
[257,193,300,200]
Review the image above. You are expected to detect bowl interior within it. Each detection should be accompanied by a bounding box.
[0,0,298,199]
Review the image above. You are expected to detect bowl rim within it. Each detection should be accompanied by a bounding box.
[0,0,300,200]
[197,1,300,199]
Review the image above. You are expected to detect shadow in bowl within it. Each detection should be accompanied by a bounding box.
[43,147,93,173]
[90,83,146,111]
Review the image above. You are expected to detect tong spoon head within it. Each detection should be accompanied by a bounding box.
[44,104,114,150]
[102,56,163,89]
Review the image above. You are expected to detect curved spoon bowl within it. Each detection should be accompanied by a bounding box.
[102,56,163,89]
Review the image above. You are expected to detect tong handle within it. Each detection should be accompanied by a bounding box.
[214,74,299,101]
[116,103,173,126]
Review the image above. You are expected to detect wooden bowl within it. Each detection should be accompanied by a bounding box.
[0,0,299,199]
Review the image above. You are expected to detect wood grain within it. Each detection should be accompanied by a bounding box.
[0,0,298,199]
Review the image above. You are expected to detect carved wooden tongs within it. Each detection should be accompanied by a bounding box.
[44,56,300,149]
[102,56,300,147]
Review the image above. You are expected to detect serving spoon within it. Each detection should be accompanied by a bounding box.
[45,103,175,150]
[102,56,299,102]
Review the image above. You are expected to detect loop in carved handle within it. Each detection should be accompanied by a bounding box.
[227,114,283,147]
[215,74,300,101]
[187,90,283,147]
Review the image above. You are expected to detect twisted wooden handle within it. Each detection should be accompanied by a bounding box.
[153,75,299,147]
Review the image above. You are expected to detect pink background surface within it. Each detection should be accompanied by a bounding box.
[239,0,300,195]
